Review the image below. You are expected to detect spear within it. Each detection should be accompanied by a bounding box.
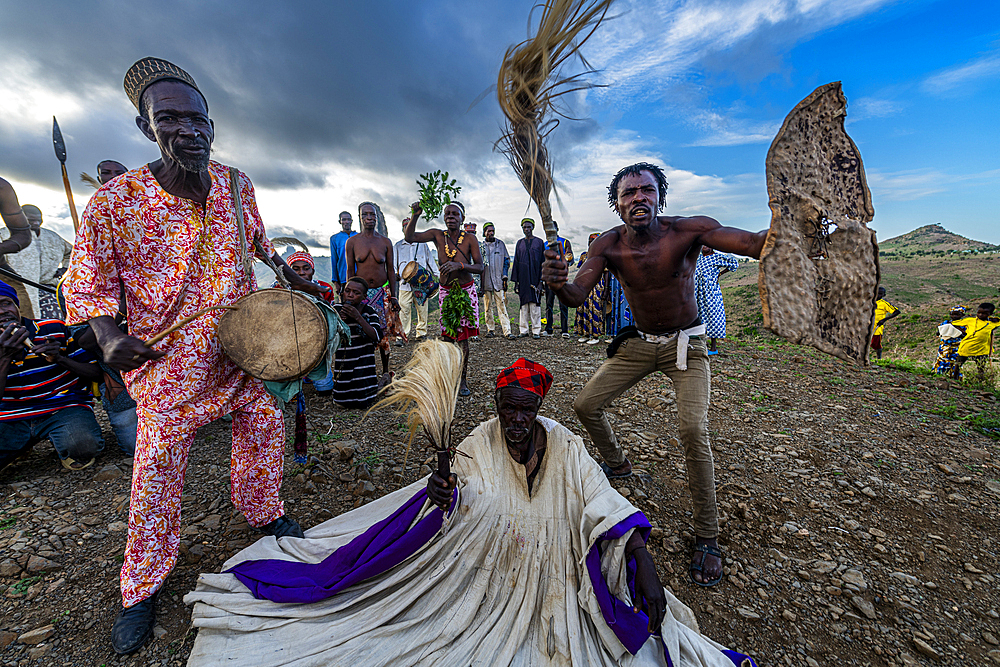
[52,117,80,233]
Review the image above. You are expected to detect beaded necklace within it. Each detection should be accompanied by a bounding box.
[444,231,466,259]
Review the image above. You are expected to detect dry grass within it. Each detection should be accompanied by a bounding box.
[496,0,613,245]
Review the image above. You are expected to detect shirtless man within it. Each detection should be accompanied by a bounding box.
[404,201,483,396]
[346,202,398,381]
[542,162,767,588]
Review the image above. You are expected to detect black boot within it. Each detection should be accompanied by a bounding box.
[259,515,304,539]
[111,592,157,655]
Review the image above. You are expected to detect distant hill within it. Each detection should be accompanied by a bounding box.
[879,224,998,255]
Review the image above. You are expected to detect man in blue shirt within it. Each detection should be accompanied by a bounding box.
[329,210,356,297]
[0,280,104,471]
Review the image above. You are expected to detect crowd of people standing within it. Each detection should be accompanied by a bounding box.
[1,54,994,663]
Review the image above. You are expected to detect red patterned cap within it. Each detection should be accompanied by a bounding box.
[496,358,553,399]
[287,251,314,268]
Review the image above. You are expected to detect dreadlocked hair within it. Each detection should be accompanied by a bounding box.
[607,162,669,212]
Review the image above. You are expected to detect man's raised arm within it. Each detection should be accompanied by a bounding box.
[345,237,357,280]
[62,191,165,372]
[542,234,609,308]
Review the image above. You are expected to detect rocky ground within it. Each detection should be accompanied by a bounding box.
[1,327,999,666]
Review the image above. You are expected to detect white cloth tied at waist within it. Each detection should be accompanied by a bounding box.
[638,322,707,371]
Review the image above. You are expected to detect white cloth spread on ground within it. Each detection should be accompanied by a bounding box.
[184,417,752,666]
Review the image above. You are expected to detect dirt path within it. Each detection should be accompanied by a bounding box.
[2,331,999,666]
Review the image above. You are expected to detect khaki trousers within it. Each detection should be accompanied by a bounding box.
[397,289,428,338]
[482,290,511,335]
[519,303,541,335]
[573,335,718,537]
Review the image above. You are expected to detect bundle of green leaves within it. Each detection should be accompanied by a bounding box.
[441,279,474,339]
[417,170,461,221]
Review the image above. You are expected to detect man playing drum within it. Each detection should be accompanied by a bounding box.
[542,162,766,589]
[61,57,325,656]
[404,200,482,396]
[346,202,400,383]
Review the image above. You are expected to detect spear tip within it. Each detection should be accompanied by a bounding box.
[52,117,67,164]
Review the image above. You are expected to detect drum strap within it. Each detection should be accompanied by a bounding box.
[230,166,301,372]
[229,167,253,285]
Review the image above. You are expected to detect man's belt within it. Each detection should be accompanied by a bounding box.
[637,321,706,371]
[0,264,58,294]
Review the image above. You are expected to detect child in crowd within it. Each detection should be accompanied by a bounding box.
[331,277,384,408]
[871,286,901,361]
[951,302,999,382]
[934,305,968,378]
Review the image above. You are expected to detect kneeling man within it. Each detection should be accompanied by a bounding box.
[185,359,756,667]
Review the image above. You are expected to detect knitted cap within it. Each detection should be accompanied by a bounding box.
[124,57,206,111]
[287,251,315,268]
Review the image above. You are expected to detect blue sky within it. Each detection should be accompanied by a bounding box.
[1,0,997,257]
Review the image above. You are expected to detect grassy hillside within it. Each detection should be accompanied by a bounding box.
[719,253,1000,387]
[879,223,999,256]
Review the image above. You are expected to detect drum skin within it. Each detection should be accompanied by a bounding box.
[400,261,419,282]
[219,289,328,382]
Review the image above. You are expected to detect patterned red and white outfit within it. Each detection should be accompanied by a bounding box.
[63,161,287,607]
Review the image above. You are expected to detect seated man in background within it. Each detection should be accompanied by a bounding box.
[282,250,336,303]
[0,280,104,471]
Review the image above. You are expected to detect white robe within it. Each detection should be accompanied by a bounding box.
[184,418,749,666]
[0,227,72,316]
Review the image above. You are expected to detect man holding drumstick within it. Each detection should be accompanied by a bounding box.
[61,57,323,655]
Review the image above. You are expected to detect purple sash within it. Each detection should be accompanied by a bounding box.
[228,488,454,604]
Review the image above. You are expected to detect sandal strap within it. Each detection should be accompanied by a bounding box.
[693,543,723,558]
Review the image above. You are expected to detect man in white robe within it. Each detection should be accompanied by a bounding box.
[184,359,756,667]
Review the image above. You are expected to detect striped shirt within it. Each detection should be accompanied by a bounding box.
[331,303,383,408]
[1,318,97,422]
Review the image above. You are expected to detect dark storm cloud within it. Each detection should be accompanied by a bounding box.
[0,0,555,192]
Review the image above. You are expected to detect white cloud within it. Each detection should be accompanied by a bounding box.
[922,50,1000,95]
[849,96,904,120]
[867,167,1000,202]
[681,110,780,146]
[586,0,898,96]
